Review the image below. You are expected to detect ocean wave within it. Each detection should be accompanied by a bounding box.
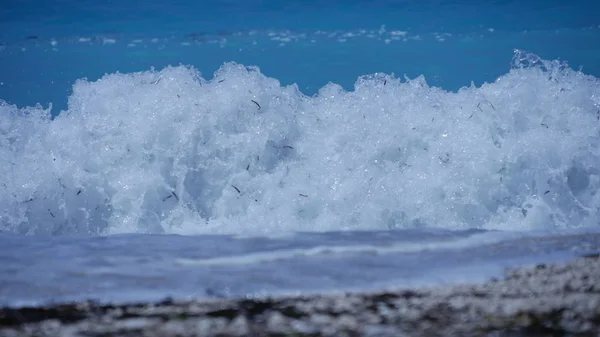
[1,50,599,236]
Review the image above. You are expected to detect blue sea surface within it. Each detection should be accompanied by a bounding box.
[1,0,599,113]
[0,0,600,307]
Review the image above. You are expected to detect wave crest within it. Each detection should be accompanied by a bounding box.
[1,51,599,236]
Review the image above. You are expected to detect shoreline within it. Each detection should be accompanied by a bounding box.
[1,254,599,337]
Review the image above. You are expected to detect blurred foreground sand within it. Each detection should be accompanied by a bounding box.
[1,254,599,337]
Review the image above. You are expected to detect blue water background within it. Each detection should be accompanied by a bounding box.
[1,0,598,114]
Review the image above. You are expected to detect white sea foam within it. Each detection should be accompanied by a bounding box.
[0,50,599,236]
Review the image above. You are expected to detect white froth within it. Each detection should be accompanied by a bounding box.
[0,51,599,236]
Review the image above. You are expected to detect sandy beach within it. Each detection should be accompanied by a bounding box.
[1,253,599,337]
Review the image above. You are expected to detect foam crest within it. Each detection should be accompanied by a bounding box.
[1,51,599,236]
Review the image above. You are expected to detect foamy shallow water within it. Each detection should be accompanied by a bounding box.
[1,228,599,308]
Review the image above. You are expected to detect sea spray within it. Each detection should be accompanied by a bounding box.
[1,50,599,236]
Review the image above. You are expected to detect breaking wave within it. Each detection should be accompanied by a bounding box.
[1,50,599,236]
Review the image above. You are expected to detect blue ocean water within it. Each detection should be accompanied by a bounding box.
[1,0,599,113]
[1,0,600,307]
